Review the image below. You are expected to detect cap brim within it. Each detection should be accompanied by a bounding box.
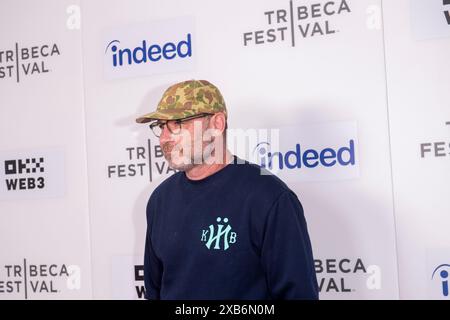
[135,109,217,123]
[135,109,188,123]
[135,111,167,124]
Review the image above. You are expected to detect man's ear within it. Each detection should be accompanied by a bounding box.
[210,112,226,134]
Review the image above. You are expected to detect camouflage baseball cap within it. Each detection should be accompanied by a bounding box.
[135,79,227,123]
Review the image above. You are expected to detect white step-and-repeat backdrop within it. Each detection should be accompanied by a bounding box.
[1,0,449,300]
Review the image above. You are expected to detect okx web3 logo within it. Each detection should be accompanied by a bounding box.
[0,148,65,200]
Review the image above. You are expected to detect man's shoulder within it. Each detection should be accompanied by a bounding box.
[149,171,183,199]
[233,158,302,222]
[233,157,292,196]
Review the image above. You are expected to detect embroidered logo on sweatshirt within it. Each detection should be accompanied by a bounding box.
[201,217,237,251]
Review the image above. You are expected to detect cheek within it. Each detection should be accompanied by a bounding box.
[166,134,190,150]
[160,130,182,143]
[180,127,197,143]
[159,128,171,143]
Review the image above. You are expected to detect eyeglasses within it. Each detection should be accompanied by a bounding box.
[149,113,212,138]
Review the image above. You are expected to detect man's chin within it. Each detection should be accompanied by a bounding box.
[168,163,195,172]
[164,155,195,172]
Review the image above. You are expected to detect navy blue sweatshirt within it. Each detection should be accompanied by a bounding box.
[143,156,318,300]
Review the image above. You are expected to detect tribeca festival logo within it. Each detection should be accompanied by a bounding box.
[431,264,450,297]
[107,139,178,182]
[201,217,237,251]
[243,0,351,46]
[419,121,450,159]
[315,258,381,293]
[0,259,81,299]
[0,43,60,83]
[107,127,275,182]
[108,126,282,181]
[103,17,195,80]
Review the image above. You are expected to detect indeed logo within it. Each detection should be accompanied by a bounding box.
[103,18,195,80]
[253,140,355,170]
[105,34,192,67]
[432,264,450,297]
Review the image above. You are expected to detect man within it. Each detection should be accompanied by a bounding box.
[136,79,318,300]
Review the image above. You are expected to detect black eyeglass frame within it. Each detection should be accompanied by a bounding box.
[149,113,212,137]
